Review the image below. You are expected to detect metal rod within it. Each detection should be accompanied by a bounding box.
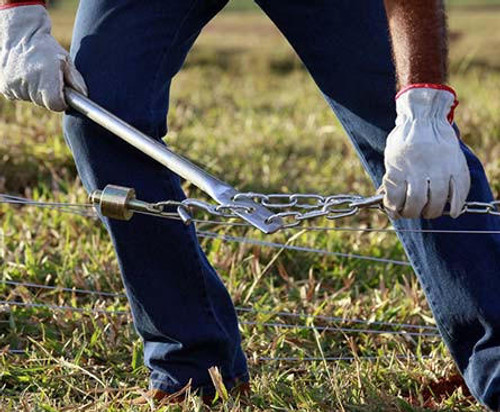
[64,88,282,234]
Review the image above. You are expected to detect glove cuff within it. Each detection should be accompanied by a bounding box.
[396,84,459,124]
[0,1,46,10]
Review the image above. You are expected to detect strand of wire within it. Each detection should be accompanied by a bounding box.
[253,355,438,362]
[3,192,500,234]
[0,194,495,263]
[0,300,440,338]
[0,195,97,218]
[2,279,123,298]
[197,231,410,266]
[2,349,437,363]
[239,321,439,338]
[2,280,438,331]
[132,210,500,235]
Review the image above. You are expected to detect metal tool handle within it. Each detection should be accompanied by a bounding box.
[65,88,229,199]
[65,88,282,234]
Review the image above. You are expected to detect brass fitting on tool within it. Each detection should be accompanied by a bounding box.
[89,184,195,224]
[89,185,136,221]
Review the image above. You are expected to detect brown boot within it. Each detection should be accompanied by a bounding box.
[131,381,251,406]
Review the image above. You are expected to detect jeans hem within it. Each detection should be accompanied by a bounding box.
[149,370,250,395]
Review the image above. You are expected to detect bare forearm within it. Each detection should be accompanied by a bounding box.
[0,0,46,9]
[383,0,448,87]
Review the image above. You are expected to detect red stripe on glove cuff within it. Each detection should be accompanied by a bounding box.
[0,0,46,10]
[396,83,459,124]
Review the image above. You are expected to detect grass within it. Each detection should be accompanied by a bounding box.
[1,4,500,412]
[447,0,500,6]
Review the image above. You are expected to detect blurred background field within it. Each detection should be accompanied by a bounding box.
[1,1,499,410]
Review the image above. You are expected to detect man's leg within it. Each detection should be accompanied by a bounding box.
[257,0,500,408]
[63,0,248,395]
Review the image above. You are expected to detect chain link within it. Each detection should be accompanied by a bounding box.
[234,193,383,228]
[147,193,500,230]
[4,191,499,231]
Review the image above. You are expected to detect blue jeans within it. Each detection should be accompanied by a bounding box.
[64,0,500,408]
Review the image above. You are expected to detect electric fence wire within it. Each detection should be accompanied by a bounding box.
[2,348,439,363]
[197,231,410,266]
[3,192,500,234]
[1,194,415,270]
[0,193,438,336]
[0,300,440,338]
[1,298,442,362]
[254,355,438,362]
[1,300,443,361]
[1,194,413,266]
[2,279,124,298]
[1,280,438,331]
[0,193,447,363]
[239,321,440,337]
[0,194,97,218]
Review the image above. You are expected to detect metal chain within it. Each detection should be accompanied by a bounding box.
[3,191,500,231]
[152,193,500,229]
[152,193,384,228]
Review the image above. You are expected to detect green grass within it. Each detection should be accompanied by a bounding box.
[1,5,500,412]
[447,0,500,6]
[224,0,259,13]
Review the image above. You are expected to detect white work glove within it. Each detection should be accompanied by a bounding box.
[0,4,87,112]
[382,85,471,219]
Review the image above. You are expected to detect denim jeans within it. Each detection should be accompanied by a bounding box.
[63,0,500,408]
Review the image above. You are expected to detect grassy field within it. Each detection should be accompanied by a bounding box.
[1,3,500,412]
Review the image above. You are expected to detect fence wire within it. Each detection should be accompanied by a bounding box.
[2,193,500,234]
[2,279,438,331]
[0,194,96,218]
[0,300,439,338]
[2,346,438,363]
[253,355,438,362]
[2,279,124,298]
[197,231,410,266]
[1,193,447,365]
[3,349,438,363]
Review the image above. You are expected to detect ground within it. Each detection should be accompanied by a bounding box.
[1,1,500,411]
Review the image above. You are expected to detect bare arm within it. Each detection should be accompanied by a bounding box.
[383,0,448,87]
